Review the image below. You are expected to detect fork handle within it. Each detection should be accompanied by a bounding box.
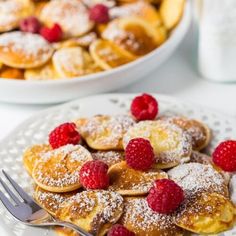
[41,221,93,236]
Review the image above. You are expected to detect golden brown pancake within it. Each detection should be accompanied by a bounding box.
[40,0,94,38]
[23,144,51,176]
[76,115,135,150]
[32,144,93,192]
[175,192,236,234]
[34,186,76,216]
[57,190,124,236]
[52,47,101,78]
[0,32,54,69]
[108,161,168,195]
[168,163,229,198]
[102,17,166,56]
[119,197,185,236]
[161,116,211,151]
[0,0,34,32]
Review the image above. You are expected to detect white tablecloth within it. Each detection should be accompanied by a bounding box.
[1,24,236,141]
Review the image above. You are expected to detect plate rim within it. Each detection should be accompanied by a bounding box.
[1,92,236,147]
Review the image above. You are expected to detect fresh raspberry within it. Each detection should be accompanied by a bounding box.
[125,138,155,171]
[19,16,41,33]
[212,140,236,172]
[79,160,109,189]
[89,4,110,24]
[108,224,135,236]
[40,23,63,42]
[131,93,158,121]
[147,179,184,214]
[49,122,80,149]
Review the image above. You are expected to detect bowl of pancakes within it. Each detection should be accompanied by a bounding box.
[0,0,190,104]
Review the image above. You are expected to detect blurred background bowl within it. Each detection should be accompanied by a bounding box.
[0,1,191,104]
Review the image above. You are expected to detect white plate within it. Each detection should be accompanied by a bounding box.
[0,93,236,236]
[0,2,191,104]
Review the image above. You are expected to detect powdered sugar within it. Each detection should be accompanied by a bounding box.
[78,115,134,148]
[92,151,124,166]
[0,0,23,28]
[122,198,174,230]
[0,32,52,60]
[40,0,93,37]
[168,163,226,197]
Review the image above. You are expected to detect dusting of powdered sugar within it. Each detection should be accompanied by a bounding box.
[78,115,134,147]
[72,190,123,222]
[40,0,93,37]
[35,144,92,187]
[121,198,174,231]
[0,32,52,60]
[0,0,23,28]
[230,174,236,204]
[92,151,124,167]
[35,189,75,212]
[168,163,226,197]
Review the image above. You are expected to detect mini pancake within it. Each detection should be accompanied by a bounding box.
[168,163,229,198]
[123,120,192,169]
[161,116,211,151]
[110,2,162,27]
[190,151,212,165]
[108,161,168,195]
[175,192,236,234]
[32,144,93,192]
[23,144,51,176]
[160,0,185,30]
[119,197,185,236]
[40,0,94,38]
[0,67,24,80]
[0,32,54,69]
[34,186,76,216]
[57,190,124,236]
[102,17,167,56]
[52,47,101,78]
[92,150,124,167]
[24,61,59,80]
[0,0,34,32]
[89,39,136,70]
[76,115,135,150]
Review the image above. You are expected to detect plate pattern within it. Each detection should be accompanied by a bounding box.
[0,94,235,236]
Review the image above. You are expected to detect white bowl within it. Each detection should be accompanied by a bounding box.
[0,2,191,104]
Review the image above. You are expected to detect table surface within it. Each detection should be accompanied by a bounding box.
[1,22,236,141]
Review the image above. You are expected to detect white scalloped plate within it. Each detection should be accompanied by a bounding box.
[0,94,236,236]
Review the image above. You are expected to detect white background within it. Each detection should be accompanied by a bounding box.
[1,22,236,141]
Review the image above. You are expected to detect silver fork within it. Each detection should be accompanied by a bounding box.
[0,170,92,236]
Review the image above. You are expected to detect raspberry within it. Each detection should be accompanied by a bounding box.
[147,179,184,214]
[125,138,155,171]
[19,16,41,33]
[40,23,63,43]
[131,93,158,121]
[108,224,135,236]
[79,160,109,189]
[212,140,236,172]
[49,122,80,149]
[89,4,110,24]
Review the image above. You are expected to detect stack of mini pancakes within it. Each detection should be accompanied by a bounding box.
[23,113,236,236]
[0,0,185,80]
